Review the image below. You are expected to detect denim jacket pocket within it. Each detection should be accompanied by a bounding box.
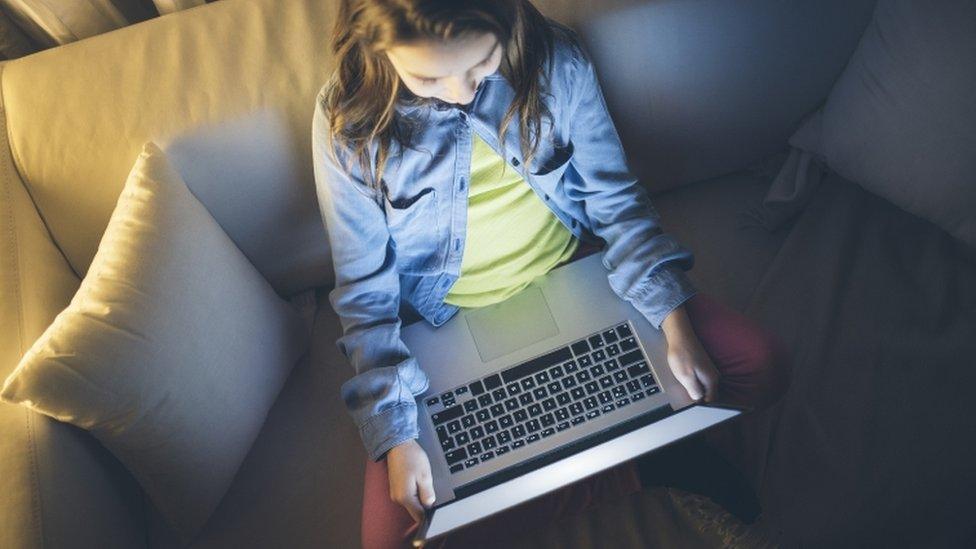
[529,140,575,178]
[383,187,442,275]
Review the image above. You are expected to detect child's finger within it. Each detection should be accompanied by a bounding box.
[418,473,436,508]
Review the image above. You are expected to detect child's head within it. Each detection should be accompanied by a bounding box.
[322,0,558,191]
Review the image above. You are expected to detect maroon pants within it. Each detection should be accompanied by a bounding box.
[361,286,789,549]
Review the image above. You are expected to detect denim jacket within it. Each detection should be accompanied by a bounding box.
[311,22,697,462]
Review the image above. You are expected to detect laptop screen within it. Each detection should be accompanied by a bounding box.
[414,403,742,545]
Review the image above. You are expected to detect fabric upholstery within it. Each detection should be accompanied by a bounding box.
[0,88,146,549]
[1,142,309,544]
[0,0,128,48]
[791,0,976,248]
[579,0,877,193]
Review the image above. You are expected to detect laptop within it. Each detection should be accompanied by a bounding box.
[402,251,746,546]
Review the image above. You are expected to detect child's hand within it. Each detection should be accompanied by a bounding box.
[661,304,720,402]
[386,439,436,523]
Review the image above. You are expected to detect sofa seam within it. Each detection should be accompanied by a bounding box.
[0,63,44,549]
[0,61,80,280]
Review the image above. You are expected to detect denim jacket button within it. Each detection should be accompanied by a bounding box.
[511,157,520,166]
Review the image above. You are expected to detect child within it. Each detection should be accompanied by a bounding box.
[311,1,788,547]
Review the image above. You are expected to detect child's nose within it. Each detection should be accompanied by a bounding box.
[445,76,477,104]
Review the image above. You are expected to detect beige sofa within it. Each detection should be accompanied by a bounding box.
[1,0,887,546]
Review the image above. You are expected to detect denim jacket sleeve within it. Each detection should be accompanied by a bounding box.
[565,40,699,329]
[311,93,430,462]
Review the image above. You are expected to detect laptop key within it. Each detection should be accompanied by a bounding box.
[480,451,495,462]
[627,362,651,378]
[499,414,514,428]
[564,360,579,373]
[475,409,491,422]
[467,441,482,455]
[535,371,550,384]
[619,350,643,368]
[583,397,599,410]
[485,420,499,434]
[570,387,586,400]
[455,386,468,396]
[631,392,646,402]
[450,464,464,474]
[614,371,628,384]
[645,386,661,396]
[526,433,541,444]
[506,383,521,396]
[598,391,613,404]
[478,394,493,407]
[578,355,593,368]
[602,329,618,343]
[519,393,534,406]
[497,430,512,444]
[616,323,633,338]
[606,344,620,357]
[470,426,485,439]
[448,420,462,434]
[431,405,464,426]
[540,413,556,427]
[504,398,519,411]
[548,381,562,394]
[542,398,557,411]
[492,388,507,402]
[469,380,485,395]
[551,365,564,378]
[512,439,526,449]
[612,386,627,399]
[465,457,479,467]
[440,438,455,451]
[445,448,467,465]
[556,393,571,406]
[616,398,631,408]
[556,421,570,431]
[576,370,591,382]
[514,409,528,422]
[569,402,584,416]
[561,376,576,389]
[571,416,586,426]
[571,340,590,355]
[591,364,605,377]
[592,349,607,362]
[461,414,476,429]
[606,359,620,371]
[586,409,601,419]
[484,374,503,390]
[426,396,439,407]
[585,381,600,395]
[441,393,456,407]
[541,427,556,438]
[620,337,637,352]
[528,404,543,417]
[602,403,616,413]
[588,334,604,349]
[511,424,526,438]
[521,377,536,390]
[533,387,548,400]
[482,435,497,449]
[640,374,656,388]
[496,445,510,456]
[464,399,479,413]
[555,408,570,421]
[456,431,471,445]
[599,375,614,389]
[626,380,642,394]
[526,419,541,432]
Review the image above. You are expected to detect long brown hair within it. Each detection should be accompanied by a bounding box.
[322,0,558,193]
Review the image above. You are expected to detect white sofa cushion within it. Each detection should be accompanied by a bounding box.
[0,142,309,544]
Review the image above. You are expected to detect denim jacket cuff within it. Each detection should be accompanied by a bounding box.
[630,265,699,330]
[360,402,421,462]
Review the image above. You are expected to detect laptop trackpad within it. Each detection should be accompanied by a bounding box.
[465,287,560,363]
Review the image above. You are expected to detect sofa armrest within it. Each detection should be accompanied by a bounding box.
[0,97,147,548]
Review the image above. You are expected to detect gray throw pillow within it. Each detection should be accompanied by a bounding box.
[792,0,976,247]
[1,142,309,543]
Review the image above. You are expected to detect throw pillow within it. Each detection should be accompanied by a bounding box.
[1,141,309,543]
[791,0,976,247]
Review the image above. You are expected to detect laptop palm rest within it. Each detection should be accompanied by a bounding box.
[464,287,560,363]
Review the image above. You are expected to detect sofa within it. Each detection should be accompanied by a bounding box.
[3,0,975,547]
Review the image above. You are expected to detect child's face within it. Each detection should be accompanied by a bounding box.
[385,31,502,106]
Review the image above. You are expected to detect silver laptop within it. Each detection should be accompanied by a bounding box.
[403,251,745,546]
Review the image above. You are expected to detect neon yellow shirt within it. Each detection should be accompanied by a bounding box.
[444,132,579,308]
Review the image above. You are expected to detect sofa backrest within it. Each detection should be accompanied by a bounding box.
[0,0,875,298]
[580,0,877,193]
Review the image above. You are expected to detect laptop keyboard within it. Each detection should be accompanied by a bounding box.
[423,322,661,475]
